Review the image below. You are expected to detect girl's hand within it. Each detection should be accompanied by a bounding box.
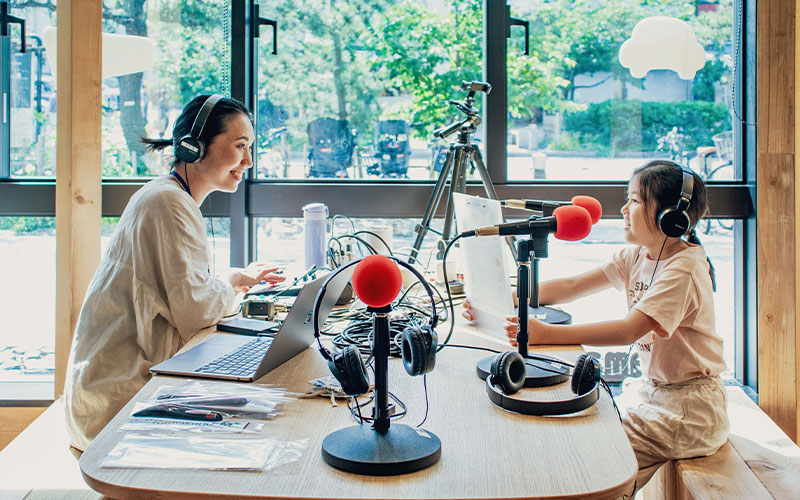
[461,299,474,323]
[503,316,520,345]
[504,315,549,346]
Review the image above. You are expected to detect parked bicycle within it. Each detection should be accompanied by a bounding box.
[655,127,735,235]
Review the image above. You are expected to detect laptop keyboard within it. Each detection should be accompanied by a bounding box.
[194,337,273,377]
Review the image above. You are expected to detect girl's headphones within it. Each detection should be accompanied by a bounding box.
[486,351,601,415]
[174,94,222,164]
[312,256,439,396]
[657,162,695,238]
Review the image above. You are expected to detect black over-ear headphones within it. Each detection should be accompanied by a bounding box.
[657,163,695,238]
[174,94,223,164]
[486,351,601,415]
[313,256,440,396]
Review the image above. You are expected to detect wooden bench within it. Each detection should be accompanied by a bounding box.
[641,386,800,499]
[0,399,100,500]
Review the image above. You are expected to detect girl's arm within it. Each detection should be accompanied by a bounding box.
[538,267,613,305]
[505,308,658,347]
[464,267,612,322]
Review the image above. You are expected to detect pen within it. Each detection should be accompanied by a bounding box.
[156,394,249,406]
[133,405,223,421]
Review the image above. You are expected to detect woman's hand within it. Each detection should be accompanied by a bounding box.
[504,315,550,346]
[227,263,286,293]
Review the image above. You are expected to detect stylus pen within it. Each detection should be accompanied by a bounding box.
[133,405,223,421]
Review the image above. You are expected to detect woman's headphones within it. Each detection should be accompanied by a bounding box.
[486,352,601,415]
[312,256,440,396]
[174,94,222,164]
[657,162,695,238]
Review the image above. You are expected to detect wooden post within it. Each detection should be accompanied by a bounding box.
[54,0,102,397]
[757,0,799,441]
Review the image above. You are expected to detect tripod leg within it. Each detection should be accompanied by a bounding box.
[440,146,466,245]
[470,147,499,200]
[470,147,517,259]
[409,148,455,264]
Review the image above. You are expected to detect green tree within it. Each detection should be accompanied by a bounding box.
[375,0,576,136]
[257,0,390,147]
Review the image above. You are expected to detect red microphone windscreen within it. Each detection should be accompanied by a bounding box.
[351,255,403,308]
[571,195,602,224]
[553,205,592,241]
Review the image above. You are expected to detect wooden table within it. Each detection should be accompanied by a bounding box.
[79,323,637,499]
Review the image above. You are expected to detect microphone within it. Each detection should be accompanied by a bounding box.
[501,199,567,211]
[571,195,602,224]
[460,205,592,241]
[351,254,403,308]
[502,195,602,224]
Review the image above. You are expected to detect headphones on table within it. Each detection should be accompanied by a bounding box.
[657,162,695,238]
[174,94,223,164]
[313,256,440,396]
[486,351,601,416]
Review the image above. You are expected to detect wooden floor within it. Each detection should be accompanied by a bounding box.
[0,399,101,500]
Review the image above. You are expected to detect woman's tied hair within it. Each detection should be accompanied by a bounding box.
[141,94,253,169]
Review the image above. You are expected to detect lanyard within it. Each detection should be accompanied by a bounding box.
[170,170,191,197]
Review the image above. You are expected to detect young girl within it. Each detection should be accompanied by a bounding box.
[464,160,728,491]
[64,95,285,451]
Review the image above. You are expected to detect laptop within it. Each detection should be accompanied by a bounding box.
[150,272,348,382]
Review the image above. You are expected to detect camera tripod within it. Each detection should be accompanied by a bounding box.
[409,82,514,264]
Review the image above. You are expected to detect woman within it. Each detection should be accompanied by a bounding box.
[64,94,284,450]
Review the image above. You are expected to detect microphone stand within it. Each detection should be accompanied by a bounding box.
[321,305,441,475]
[476,237,570,386]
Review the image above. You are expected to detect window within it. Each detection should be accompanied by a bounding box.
[0,0,755,401]
[507,0,737,184]
[254,0,484,180]
[99,0,231,177]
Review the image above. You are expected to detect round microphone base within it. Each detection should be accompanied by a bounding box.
[527,305,572,324]
[476,353,569,387]
[321,423,441,476]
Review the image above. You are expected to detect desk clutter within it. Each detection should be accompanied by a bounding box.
[102,380,306,471]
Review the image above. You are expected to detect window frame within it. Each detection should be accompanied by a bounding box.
[0,0,757,404]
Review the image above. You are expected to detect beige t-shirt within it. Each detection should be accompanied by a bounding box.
[600,245,725,384]
[64,176,235,450]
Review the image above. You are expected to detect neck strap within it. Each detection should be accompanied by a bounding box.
[171,170,191,197]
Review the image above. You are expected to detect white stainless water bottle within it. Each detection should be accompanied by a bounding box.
[303,203,328,269]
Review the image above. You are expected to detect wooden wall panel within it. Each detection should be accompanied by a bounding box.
[757,0,798,441]
[54,1,103,396]
[0,407,46,451]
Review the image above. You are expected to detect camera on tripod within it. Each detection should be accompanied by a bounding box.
[433,81,492,140]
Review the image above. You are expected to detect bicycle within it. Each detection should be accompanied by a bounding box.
[655,127,734,236]
[694,131,735,235]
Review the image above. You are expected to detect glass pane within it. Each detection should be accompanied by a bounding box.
[205,217,232,279]
[9,4,57,177]
[100,0,231,178]
[507,0,736,182]
[255,1,484,180]
[0,217,55,397]
[254,216,445,278]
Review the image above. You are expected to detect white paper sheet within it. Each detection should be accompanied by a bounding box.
[453,193,515,337]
